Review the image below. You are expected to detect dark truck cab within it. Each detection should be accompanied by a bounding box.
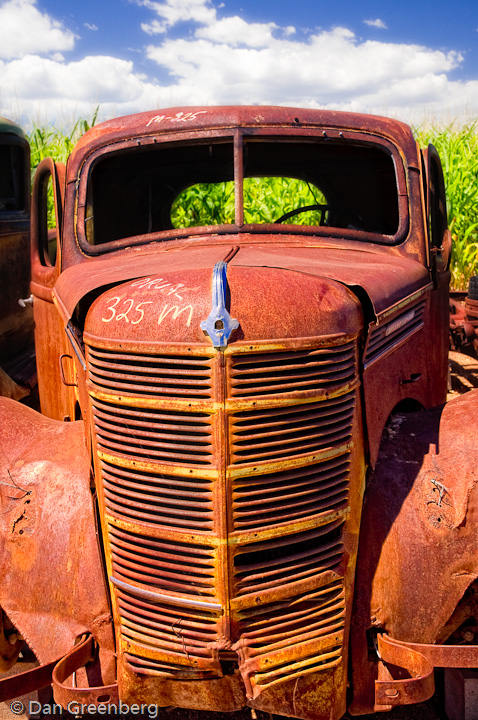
[1,106,476,719]
[0,118,32,398]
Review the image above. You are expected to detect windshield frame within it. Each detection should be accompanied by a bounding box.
[75,126,409,256]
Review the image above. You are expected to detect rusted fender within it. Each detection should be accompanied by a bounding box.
[350,389,478,713]
[0,398,115,684]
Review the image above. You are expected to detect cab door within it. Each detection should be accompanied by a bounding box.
[421,143,451,399]
[31,157,75,420]
[422,144,452,283]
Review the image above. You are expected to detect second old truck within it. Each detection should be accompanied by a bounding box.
[1,106,477,718]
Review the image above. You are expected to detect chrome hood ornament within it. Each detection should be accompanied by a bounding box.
[201,261,239,348]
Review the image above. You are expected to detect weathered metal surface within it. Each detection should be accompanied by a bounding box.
[0,118,33,395]
[350,389,478,714]
[82,263,366,718]
[52,634,119,706]
[2,105,459,717]
[375,634,435,708]
[0,654,61,702]
[54,244,431,324]
[0,398,116,682]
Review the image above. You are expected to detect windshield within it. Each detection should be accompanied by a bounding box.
[82,134,401,249]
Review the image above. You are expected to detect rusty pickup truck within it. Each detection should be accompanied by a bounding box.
[1,106,477,719]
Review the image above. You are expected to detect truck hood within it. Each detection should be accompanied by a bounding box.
[54,242,431,329]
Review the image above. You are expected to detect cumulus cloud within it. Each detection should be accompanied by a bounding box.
[144,20,465,118]
[0,54,162,119]
[0,0,477,124]
[140,0,216,34]
[0,0,76,59]
[364,18,387,29]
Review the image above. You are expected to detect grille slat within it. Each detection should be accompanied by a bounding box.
[119,587,222,677]
[109,527,216,597]
[234,523,343,596]
[237,581,345,688]
[92,397,214,467]
[101,461,213,530]
[230,343,356,397]
[88,347,213,399]
[231,392,355,464]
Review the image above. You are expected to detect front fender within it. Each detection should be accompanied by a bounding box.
[350,389,478,713]
[0,398,115,682]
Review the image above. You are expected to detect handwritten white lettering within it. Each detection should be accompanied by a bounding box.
[146,111,207,128]
[101,298,153,324]
[130,277,184,300]
[102,297,121,322]
[158,304,194,328]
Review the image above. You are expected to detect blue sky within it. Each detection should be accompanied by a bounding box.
[1,0,478,124]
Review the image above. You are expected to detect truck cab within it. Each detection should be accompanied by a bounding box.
[2,106,475,720]
[0,118,32,399]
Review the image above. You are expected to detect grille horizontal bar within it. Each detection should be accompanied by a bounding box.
[109,526,217,597]
[230,343,356,397]
[124,653,219,679]
[102,461,214,531]
[232,456,350,531]
[88,346,213,398]
[230,392,355,464]
[92,397,214,466]
[237,580,345,687]
[117,587,220,657]
[234,522,343,596]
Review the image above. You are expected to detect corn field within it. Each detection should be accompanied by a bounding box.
[27,114,478,290]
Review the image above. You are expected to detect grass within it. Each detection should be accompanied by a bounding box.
[415,122,478,289]
[26,114,478,290]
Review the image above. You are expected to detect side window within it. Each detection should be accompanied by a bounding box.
[0,141,28,214]
[31,158,64,284]
[38,174,59,265]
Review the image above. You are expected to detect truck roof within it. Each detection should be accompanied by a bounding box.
[0,117,27,140]
[69,105,418,172]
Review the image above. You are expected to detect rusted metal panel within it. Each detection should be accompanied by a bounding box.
[0,397,115,683]
[2,106,458,716]
[80,263,366,717]
[350,388,478,714]
[54,244,431,324]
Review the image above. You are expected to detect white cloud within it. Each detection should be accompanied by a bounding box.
[0,0,477,125]
[196,16,279,47]
[0,0,76,59]
[84,22,98,31]
[140,0,216,34]
[144,24,466,118]
[364,18,387,30]
[0,54,162,120]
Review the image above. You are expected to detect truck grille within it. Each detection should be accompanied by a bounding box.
[232,456,350,531]
[230,391,354,465]
[230,342,356,396]
[88,346,213,398]
[86,337,361,697]
[237,580,345,688]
